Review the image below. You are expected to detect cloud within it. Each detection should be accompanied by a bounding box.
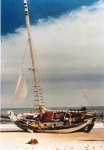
[1,1,104,107]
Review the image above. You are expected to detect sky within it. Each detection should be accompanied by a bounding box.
[1,0,104,108]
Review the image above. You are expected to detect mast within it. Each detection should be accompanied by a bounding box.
[23,0,44,108]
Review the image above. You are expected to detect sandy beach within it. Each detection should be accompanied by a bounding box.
[0,124,104,150]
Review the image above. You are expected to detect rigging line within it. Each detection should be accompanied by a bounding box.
[28,1,39,22]
[21,42,28,65]
[79,84,92,107]
[27,3,43,77]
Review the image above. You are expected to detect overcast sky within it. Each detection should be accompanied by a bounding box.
[1,0,104,108]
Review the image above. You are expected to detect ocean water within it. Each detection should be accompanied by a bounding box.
[1,106,104,114]
[1,0,99,35]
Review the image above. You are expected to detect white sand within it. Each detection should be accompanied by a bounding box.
[94,122,104,128]
[0,128,104,150]
[0,123,104,150]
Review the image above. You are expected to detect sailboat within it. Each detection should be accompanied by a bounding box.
[8,0,96,133]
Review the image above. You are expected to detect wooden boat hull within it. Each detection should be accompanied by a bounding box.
[8,111,96,133]
[15,119,95,133]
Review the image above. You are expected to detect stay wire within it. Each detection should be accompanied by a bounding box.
[79,84,92,107]
[28,1,39,23]
[21,42,28,66]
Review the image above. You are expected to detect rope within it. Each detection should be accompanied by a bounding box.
[79,84,92,107]
[21,42,28,65]
[28,1,39,23]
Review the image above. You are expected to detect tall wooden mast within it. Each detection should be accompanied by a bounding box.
[23,0,45,108]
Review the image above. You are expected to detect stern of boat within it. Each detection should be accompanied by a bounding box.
[80,113,96,133]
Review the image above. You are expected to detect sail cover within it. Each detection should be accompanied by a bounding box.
[12,67,28,104]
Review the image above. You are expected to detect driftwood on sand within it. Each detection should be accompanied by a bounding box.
[27,139,38,144]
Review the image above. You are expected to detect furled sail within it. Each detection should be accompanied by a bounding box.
[12,67,28,104]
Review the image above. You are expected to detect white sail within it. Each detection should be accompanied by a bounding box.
[12,67,28,104]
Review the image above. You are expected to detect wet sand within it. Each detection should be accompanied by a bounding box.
[0,128,104,150]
